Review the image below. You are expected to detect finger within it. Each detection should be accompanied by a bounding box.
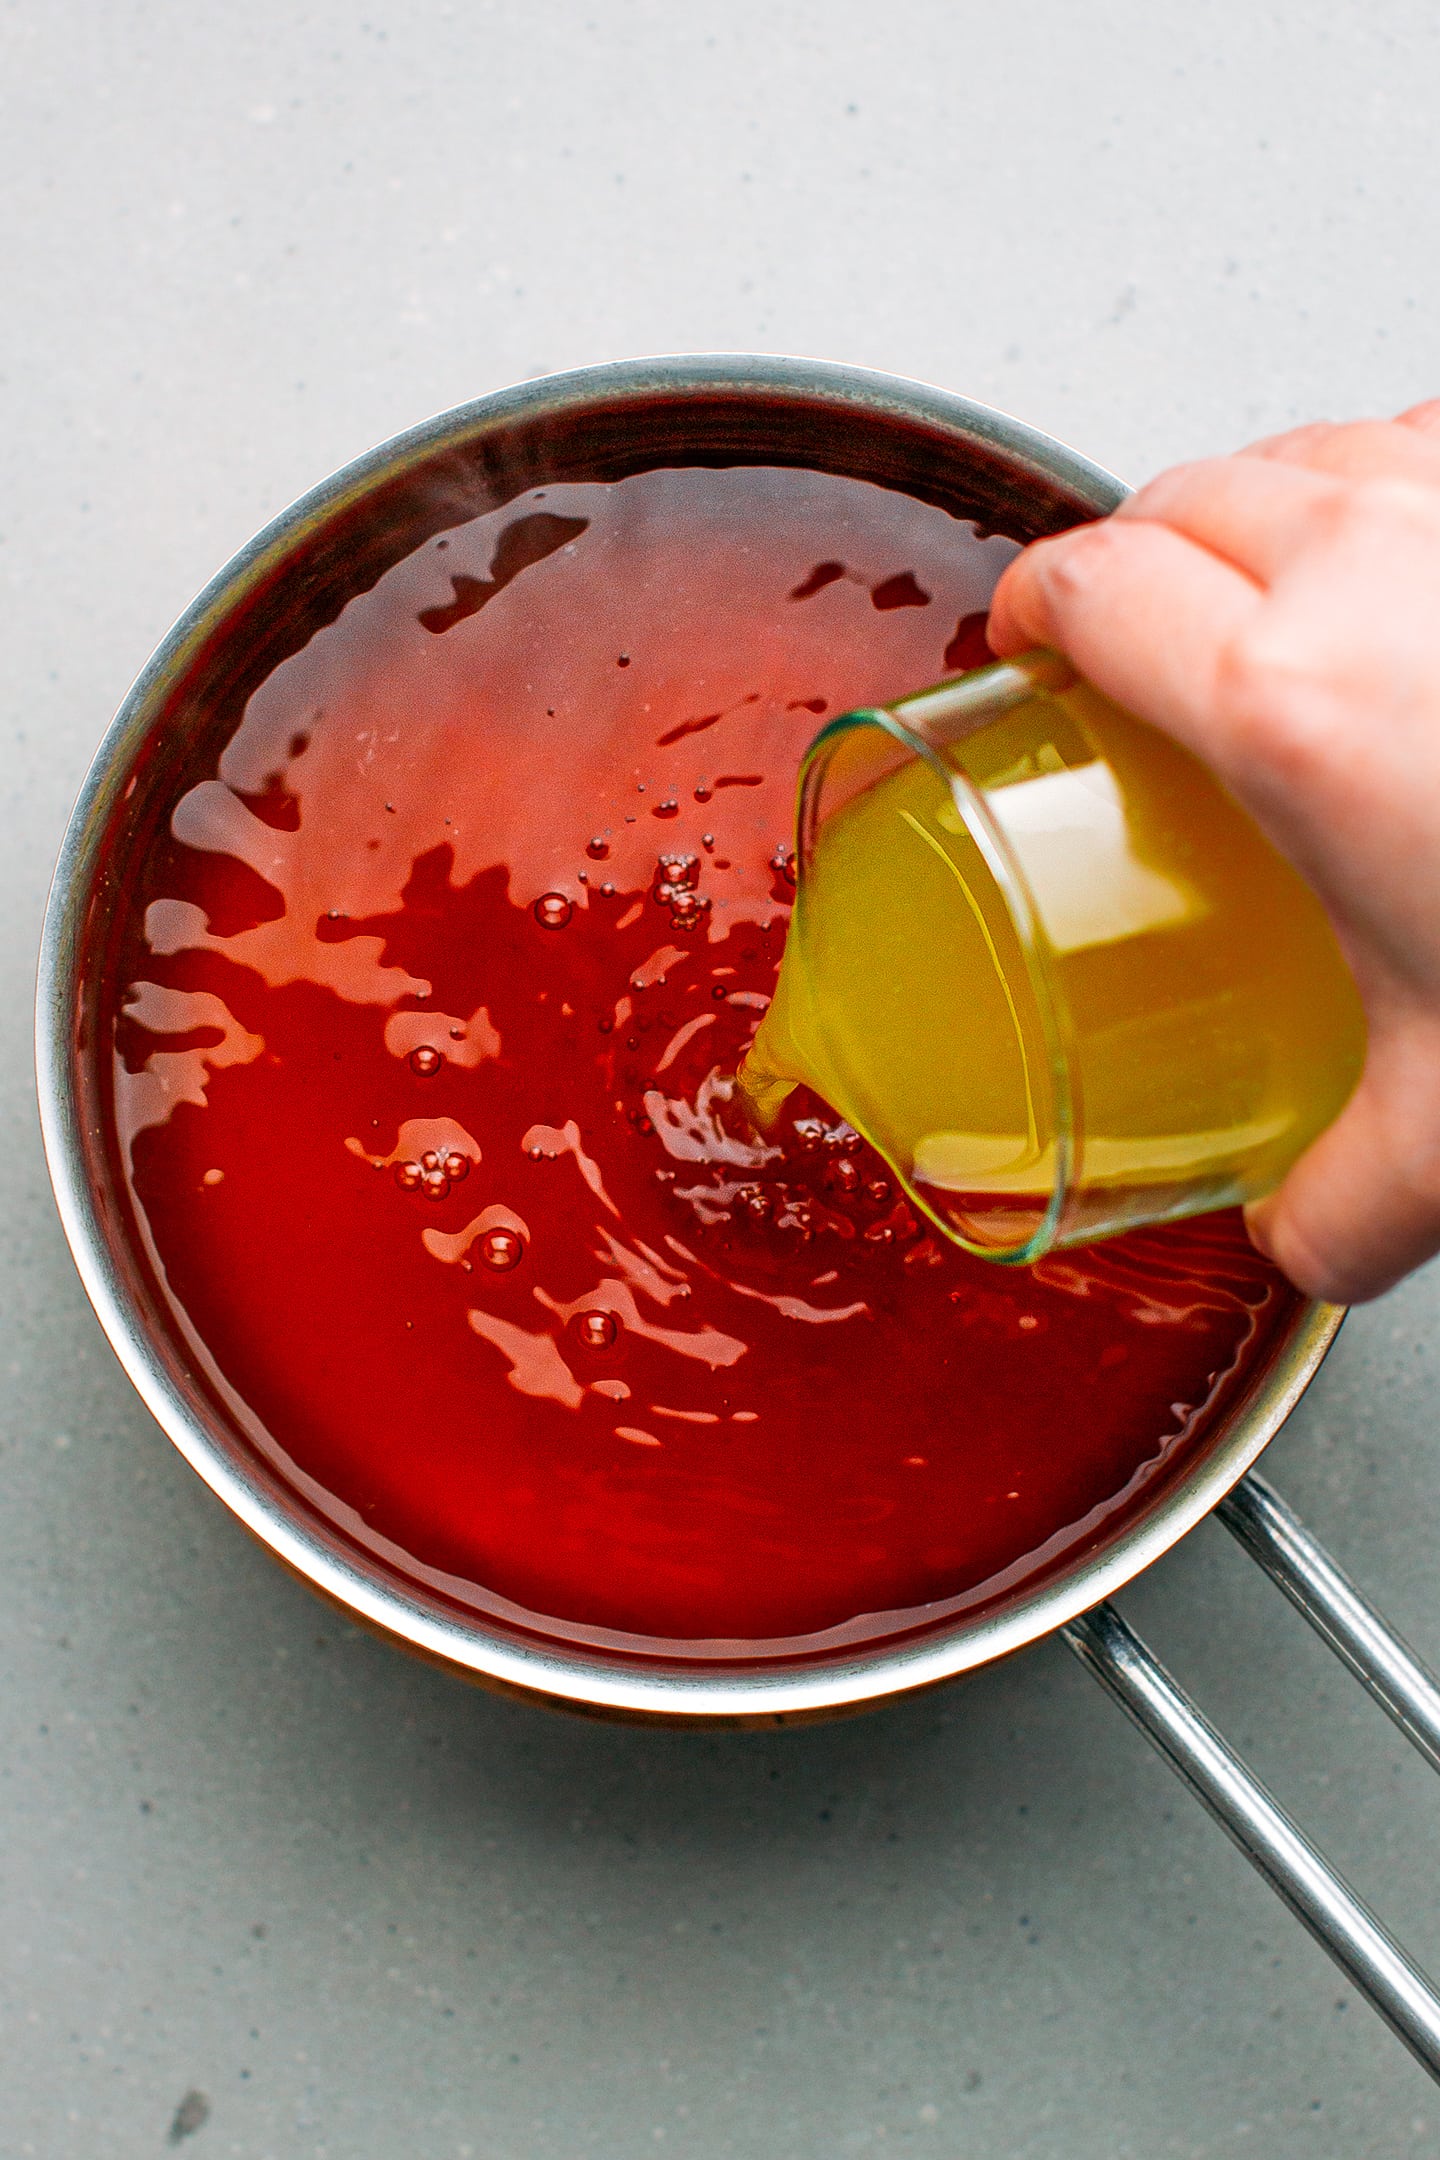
[986,515,1260,748]
[1114,456,1345,585]
[1245,1015,1440,1302]
[1241,414,1440,490]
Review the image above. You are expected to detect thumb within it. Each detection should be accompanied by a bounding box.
[1245,1013,1440,1302]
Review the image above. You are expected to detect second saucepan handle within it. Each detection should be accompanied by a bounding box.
[1063,1471,1440,2085]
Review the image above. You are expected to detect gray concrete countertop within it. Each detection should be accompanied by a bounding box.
[5,4,1440,2153]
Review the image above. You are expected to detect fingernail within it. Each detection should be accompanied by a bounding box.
[1242,1200,1277,1262]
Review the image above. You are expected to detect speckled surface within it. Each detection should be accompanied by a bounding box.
[6,4,1440,2153]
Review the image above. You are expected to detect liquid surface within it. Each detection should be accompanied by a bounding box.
[743,672,1368,1259]
[104,465,1301,1655]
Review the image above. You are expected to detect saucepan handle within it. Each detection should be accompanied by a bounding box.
[1063,1471,1440,2082]
[1217,1473,1440,1772]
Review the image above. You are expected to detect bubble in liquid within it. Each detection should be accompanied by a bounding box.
[421,1150,441,1171]
[657,852,699,890]
[599,882,615,899]
[479,1227,525,1271]
[826,1157,861,1196]
[864,1177,892,1206]
[409,1045,442,1078]
[771,845,798,886]
[693,781,712,803]
[421,1167,450,1200]
[393,1160,423,1191]
[653,798,679,819]
[572,1309,619,1351]
[443,1151,469,1182]
[587,836,611,860]
[534,892,573,930]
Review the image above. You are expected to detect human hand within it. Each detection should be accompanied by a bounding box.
[987,402,1440,1303]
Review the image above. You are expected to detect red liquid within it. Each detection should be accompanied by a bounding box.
[105,465,1298,1657]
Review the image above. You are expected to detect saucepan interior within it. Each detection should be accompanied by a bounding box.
[36,356,1341,1723]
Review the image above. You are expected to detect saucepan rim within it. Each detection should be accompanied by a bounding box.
[34,352,1343,1721]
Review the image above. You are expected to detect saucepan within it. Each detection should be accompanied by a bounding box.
[35,355,1440,2079]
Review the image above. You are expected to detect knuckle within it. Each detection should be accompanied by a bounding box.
[1338,472,1410,525]
[1399,397,1440,439]
[1301,467,1440,542]
[1346,473,1440,538]
[1242,421,1341,468]
[1033,518,1127,603]
[1299,420,1414,479]
[1116,460,1210,521]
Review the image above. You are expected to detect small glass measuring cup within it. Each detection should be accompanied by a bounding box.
[744,650,1367,1263]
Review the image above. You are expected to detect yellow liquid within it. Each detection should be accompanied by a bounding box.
[741,676,1368,1260]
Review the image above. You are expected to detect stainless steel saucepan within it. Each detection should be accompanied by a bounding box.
[36,354,1440,2079]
